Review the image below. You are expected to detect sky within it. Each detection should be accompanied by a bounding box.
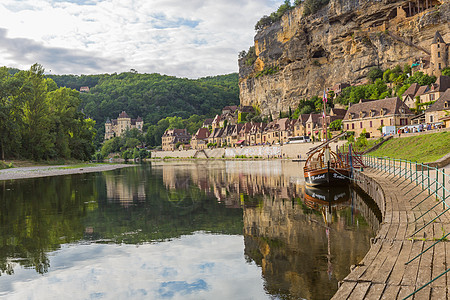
[0,0,285,78]
[0,233,269,299]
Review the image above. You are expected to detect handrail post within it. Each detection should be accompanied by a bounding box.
[444,169,446,210]
[427,166,430,195]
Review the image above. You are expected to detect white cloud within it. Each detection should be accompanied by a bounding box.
[0,0,284,77]
[0,233,268,300]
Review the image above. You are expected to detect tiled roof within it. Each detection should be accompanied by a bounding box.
[429,76,450,93]
[329,108,346,117]
[402,83,420,97]
[343,97,413,120]
[118,111,129,118]
[415,85,429,97]
[306,113,321,124]
[193,128,210,140]
[426,89,450,112]
[297,114,310,125]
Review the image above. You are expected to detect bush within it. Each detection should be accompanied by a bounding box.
[92,152,104,161]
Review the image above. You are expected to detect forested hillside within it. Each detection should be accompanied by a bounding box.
[47,72,240,138]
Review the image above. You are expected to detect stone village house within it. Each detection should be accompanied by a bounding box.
[161,129,191,151]
[343,97,414,137]
[425,89,450,125]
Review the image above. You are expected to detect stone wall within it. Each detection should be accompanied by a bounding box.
[353,170,386,218]
[152,140,347,159]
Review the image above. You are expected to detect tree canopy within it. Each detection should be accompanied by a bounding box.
[0,64,96,161]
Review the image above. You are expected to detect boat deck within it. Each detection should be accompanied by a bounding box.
[332,169,450,299]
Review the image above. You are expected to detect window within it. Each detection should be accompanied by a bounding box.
[381,120,384,126]
[430,115,434,123]
[430,94,434,101]
[360,122,363,128]
[346,124,349,130]
[439,63,442,70]
[438,52,441,58]
[352,123,354,129]
[370,121,372,127]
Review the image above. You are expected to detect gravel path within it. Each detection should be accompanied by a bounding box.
[0,164,135,181]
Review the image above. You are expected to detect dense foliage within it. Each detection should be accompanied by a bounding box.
[48,72,239,146]
[0,64,96,160]
[334,65,437,107]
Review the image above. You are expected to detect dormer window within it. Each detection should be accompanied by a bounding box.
[400,107,405,114]
[445,101,450,108]
[349,113,354,120]
[370,110,376,117]
[359,111,364,118]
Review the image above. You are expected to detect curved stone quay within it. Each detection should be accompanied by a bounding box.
[332,169,450,299]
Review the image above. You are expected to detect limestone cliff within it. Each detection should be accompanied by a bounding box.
[239,0,450,116]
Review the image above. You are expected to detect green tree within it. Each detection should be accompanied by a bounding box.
[367,67,383,83]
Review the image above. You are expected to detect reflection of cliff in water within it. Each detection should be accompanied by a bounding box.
[243,185,381,300]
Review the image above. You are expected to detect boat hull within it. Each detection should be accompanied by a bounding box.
[304,168,350,187]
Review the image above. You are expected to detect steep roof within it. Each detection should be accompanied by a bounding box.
[343,97,413,120]
[432,31,445,44]
[429,76,450,93]
[118,111,129,118]
[193,128,210,140]
[426,89,450,112]
[329,108,347,117]
[306,113,321,124]
[402,83,420,98]
[297,114,310,125]
[415,85,430,97]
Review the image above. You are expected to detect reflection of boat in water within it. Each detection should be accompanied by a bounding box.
[303,185,350,210]
[303,145,350,187]
[303,184,352,281]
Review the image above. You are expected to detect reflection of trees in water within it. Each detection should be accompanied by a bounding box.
[0,175,96,275]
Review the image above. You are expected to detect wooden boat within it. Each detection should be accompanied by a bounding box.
[303,145,350,187]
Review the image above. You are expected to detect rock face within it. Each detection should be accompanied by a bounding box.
[239,0,450,116]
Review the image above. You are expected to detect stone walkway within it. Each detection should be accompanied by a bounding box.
[332,168,450,299]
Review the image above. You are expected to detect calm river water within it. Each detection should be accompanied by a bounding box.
[0,161,381,300]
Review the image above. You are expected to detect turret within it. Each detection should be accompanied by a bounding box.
[430,31,448,76]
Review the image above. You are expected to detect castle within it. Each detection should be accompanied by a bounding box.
[417,31,449,77]
[104,111,144,140]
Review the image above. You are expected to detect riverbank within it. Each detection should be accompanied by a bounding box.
[0,163,134,181]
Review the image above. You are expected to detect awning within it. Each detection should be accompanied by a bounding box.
[236,140,245,144]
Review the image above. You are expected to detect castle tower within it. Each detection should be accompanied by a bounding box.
[117,111,131,136]
[430,31,448,77]
[104,118,113,140]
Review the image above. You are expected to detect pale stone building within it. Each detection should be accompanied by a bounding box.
[342,97,414,137]
[104,111,144,140]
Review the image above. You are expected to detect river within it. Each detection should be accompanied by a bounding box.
[0,161,380,299]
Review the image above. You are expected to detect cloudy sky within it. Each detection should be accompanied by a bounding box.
[0,0,284,78]
[0,233,269,299]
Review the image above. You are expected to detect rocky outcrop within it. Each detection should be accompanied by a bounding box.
[239,0,450,116]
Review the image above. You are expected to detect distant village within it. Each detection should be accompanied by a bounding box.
[104,31,450,152]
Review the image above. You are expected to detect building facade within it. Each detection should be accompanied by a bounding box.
[342,97,414,137]
[104,111,144,140]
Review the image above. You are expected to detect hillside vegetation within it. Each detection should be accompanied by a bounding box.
[47,72,239,142]
[368,132,450,163]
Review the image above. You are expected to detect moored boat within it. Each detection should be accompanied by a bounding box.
[303,146,350,186]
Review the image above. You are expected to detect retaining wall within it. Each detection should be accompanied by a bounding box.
[152,140,347,159]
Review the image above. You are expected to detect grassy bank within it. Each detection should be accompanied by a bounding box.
[368,131,450,163]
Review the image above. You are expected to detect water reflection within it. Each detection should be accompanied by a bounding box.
[0,161,381,300]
